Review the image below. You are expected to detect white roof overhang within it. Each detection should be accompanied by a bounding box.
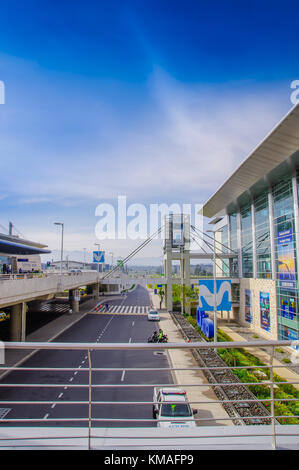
[202,103,299,218]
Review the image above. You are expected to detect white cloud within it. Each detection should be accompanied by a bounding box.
[2,66,292,260]
[2,69,290,206]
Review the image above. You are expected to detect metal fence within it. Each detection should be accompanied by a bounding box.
[0,272,91,281]
[0,340,298,449]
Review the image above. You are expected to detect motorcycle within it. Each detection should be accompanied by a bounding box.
[147,333,168,343]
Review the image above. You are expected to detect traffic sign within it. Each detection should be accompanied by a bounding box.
[93,251,105,263]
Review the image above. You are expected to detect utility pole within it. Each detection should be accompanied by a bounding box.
[54,222,64,287]
[83,248,86,270]
[94,243,101,276]
[180,246,184,315]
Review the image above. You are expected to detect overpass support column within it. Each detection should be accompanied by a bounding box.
[10,302,26,341]
[164,254,173,311]
[69,289,80,313]
[183,251,191,314]
[92,283,100,300]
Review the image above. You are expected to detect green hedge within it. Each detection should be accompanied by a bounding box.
[182,316,299,424]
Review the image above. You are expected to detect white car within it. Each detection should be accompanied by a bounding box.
[148,309,160,321]
[153,387,197,428]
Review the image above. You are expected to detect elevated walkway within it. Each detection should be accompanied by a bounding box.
[0,272,101,308]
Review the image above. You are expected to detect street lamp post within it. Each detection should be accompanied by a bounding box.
[83,248,86,270]
[54,222,64,277]
[109,252,114,270]
[94,243,101,275]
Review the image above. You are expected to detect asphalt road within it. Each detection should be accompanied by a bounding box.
[0,285,173,427]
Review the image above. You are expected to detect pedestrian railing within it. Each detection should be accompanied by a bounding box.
[0,272,93,281]
[0,340,298,449]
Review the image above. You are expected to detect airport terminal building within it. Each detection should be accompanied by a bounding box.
[203,103,299,342]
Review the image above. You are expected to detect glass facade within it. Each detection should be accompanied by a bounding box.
[0,256,10,273]
[254,192,271,279]
[240,203,253,278]
[225,173,299,341]
[226,174,299,341]
[272,175,299,341]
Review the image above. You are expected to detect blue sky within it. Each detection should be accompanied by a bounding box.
[0,0,298,263]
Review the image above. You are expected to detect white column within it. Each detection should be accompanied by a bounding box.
[268,188,276,281]
[236,208,243,278]
[292,172,299,281]
[251,199,257,278]
[164,252,173,311]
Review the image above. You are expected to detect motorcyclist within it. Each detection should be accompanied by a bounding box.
[152,330,158,340]
[157,329,164,341]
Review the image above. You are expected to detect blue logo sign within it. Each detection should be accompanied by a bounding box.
[93,251,105,263]
[198,280,231,311]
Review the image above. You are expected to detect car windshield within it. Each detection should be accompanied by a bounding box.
[150,311,158,315]
[160,403,192,417]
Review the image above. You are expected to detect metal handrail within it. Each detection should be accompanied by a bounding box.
[0,340,298,450]
[3,339,297,349]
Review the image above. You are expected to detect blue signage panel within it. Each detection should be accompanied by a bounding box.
[277,228,296,289]
[93,251,105,263]
[245,289,253,324]
[260,291,271,332]
[198,280,231,311]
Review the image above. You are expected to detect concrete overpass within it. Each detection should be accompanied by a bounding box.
[0,270,239,341]
[0,271,109,341]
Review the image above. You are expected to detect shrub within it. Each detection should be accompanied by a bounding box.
[282,357,291,364]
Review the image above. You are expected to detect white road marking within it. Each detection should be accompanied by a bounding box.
[43,413,49,419]
[51,404,56,409]
[58,393,63,398]
[69,377,74,382]
[121,370,126,381]
[132,321,135,326]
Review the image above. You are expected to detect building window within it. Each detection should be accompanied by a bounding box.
[240,203,253,278]
[254,191,271,279]
[272,175,298,341]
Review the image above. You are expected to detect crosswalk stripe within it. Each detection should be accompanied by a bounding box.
[90,305,151,314]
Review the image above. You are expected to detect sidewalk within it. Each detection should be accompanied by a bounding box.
[0,295,117,379]
[149,289,230,426]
